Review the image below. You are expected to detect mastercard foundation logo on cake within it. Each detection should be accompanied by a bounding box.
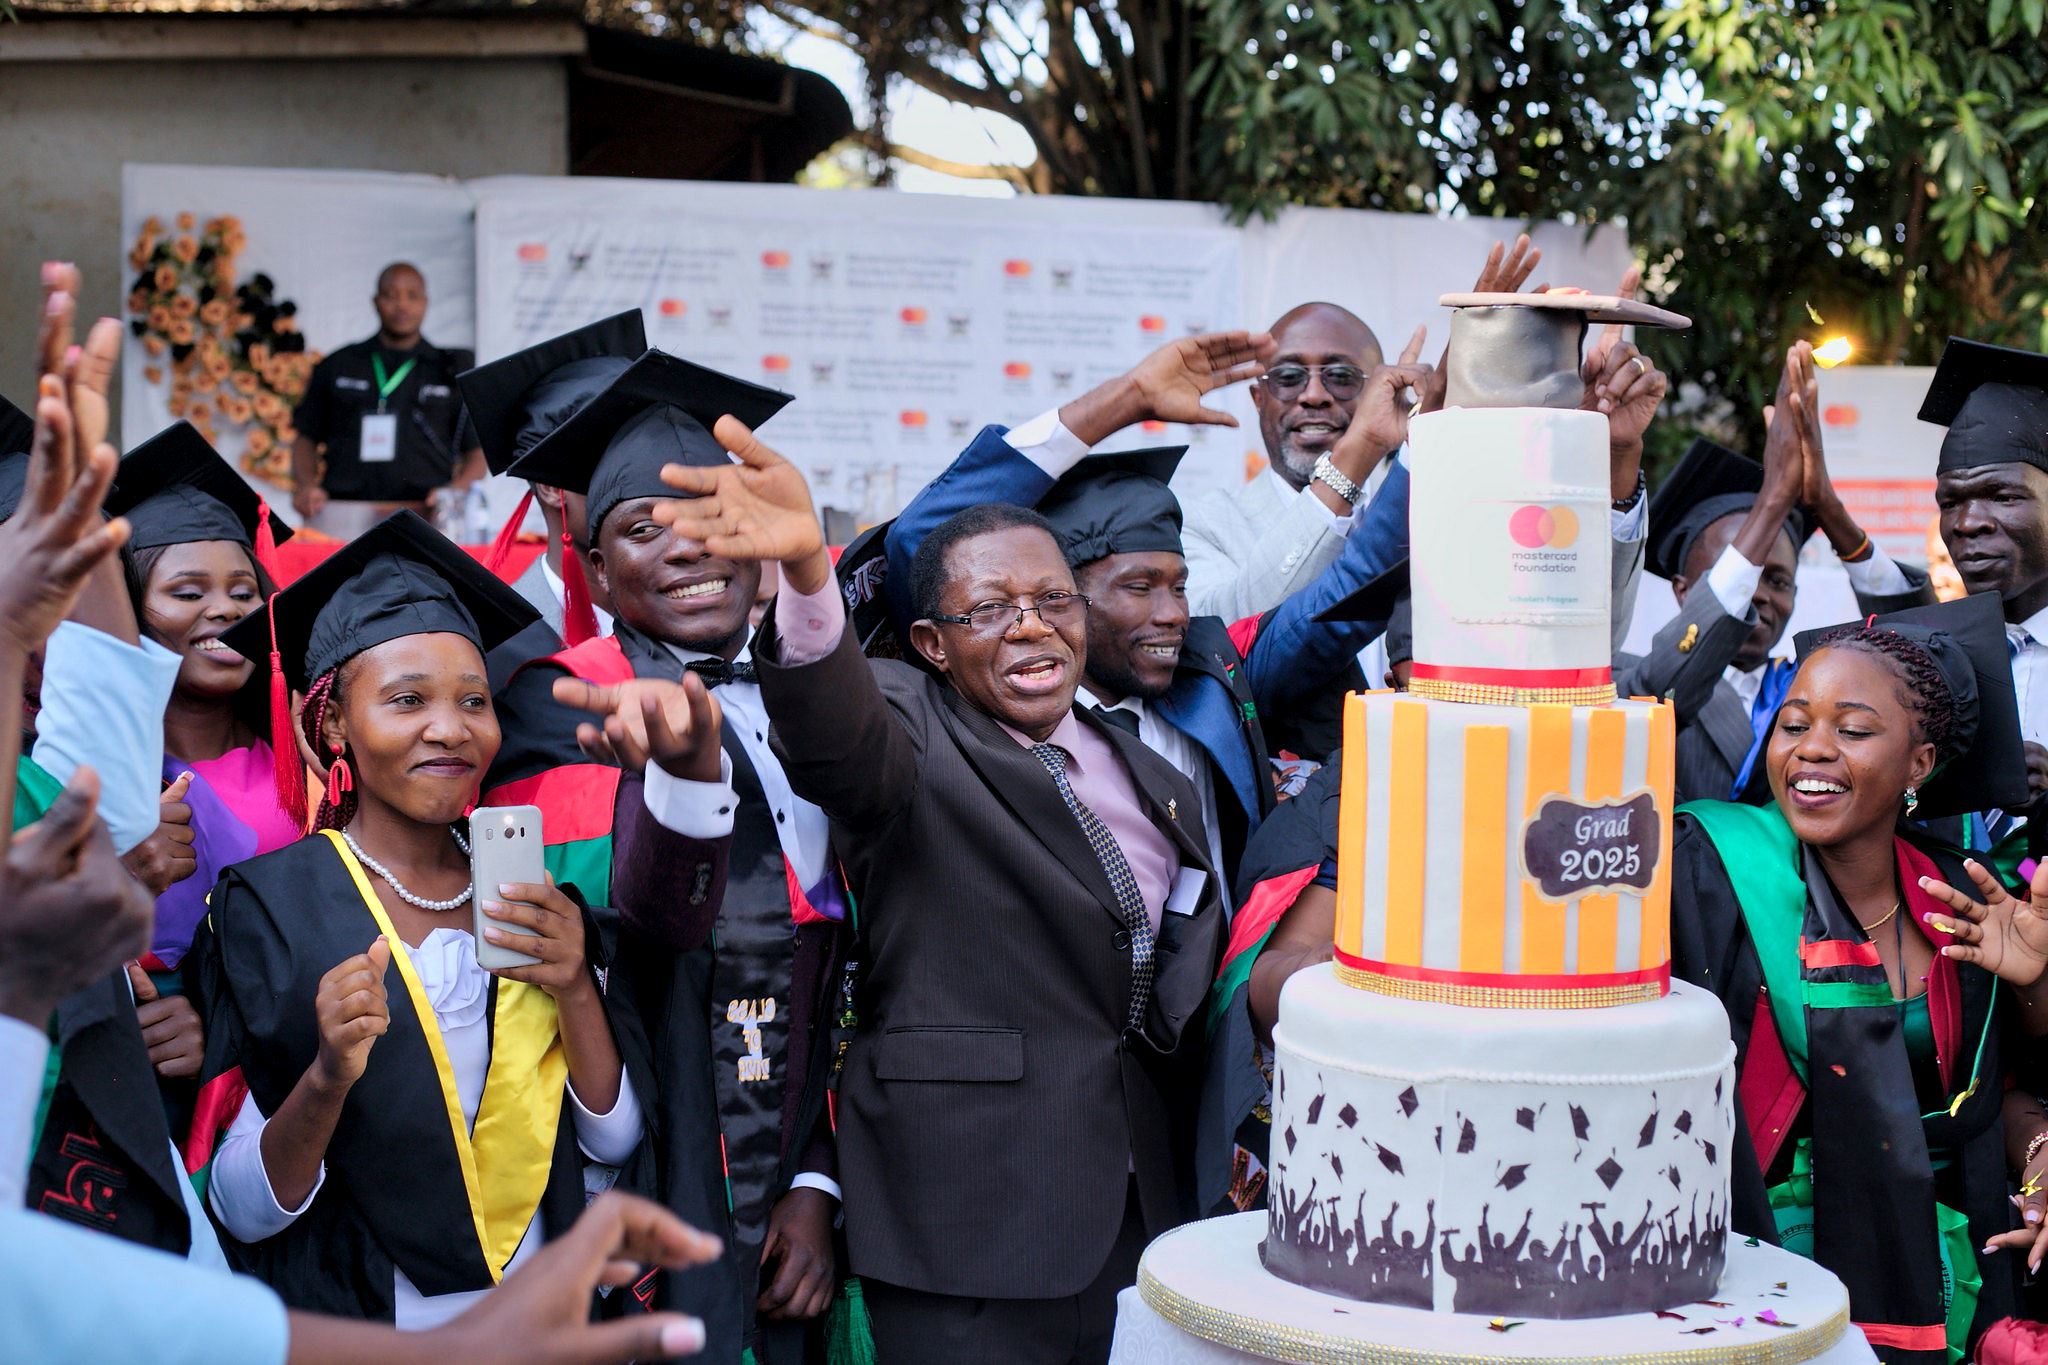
[1508,504,1581,549]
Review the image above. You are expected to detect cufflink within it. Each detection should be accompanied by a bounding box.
[1677,623,1699,653]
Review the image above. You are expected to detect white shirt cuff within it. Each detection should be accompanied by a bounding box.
[1842,546,1913,596]
[1610,493,1647,544]
[0,1015,50,1208]
[641,751,738,839]
[568,1067,643,1167]
[1005,409,1093,478]
[1705,543,1764,619]
[790,1171,842,1203]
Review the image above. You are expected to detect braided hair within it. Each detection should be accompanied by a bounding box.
[299,664,356,831]
[1810,624,1961,758]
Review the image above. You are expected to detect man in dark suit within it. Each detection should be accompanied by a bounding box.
[657,418,1226,1365]
[1618,343,1931,803]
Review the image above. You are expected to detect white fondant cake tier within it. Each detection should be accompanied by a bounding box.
[1263,966,1735,1319]
[1129,1212,1861,1365]
[1406,406,1612,693]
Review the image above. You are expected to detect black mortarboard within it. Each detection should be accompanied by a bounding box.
[108,422,294,553]
[1792,590,2026,819]
[1314,557,1408,625]
[1038,446,1188,566]
[456,310,648,476]
[0,454,28,524]
[834,518,903,660]
[503,350,793,537]
[1383,594,1414,667]
[1916,338,2048,475]
[1646,437,1811,582]
[219,510,538,693]
[0,392,30,458]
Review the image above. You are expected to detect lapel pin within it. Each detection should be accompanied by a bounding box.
[1167,798,1178,822]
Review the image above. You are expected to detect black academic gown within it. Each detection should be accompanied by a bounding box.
[189,832,649,1321]
[1669,814,2019,1361]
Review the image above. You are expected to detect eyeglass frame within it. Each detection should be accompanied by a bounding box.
[925,591,1093,636]
[1259,361,1369,399]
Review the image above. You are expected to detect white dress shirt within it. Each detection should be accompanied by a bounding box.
[209,926,642,1330]
[31,619,185,853]
[540,556,616,637]
[2009,606,2048,748]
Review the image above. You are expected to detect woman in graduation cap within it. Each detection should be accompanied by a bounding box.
[187,511,652,1327]
[1669,592,2048,1363]
[105,421,302,984]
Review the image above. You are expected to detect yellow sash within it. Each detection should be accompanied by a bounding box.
[321,829,567,1280]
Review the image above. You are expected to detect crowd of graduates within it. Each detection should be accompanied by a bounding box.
[9,236,2048,1365]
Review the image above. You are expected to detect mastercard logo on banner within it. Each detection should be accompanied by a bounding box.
[1139,315,1168,334]
[761,355,792,373]
[1509,504,1581,550]
[1003,361,1032,380]
[658,298,687,318]
[1823,404,1858,427]
[900,307,928,326]
[516,243,547,262]
[1003,259,1032,278]
[900,410,929,428]
[761,251,791,270]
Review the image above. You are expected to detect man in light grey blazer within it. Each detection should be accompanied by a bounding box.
[1618,345,1931,805]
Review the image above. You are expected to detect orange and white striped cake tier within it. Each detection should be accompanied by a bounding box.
[1334,690,1675,1008]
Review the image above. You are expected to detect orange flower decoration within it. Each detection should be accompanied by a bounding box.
[143,336,165,358]
[249,343,271,368]
[231,370,259,395]
[200,300,229,326]
[148,305,173,332]
[225,398,254,425]
[166,398,186,418]
[254,393,284,423]
[142,366,163,385]
[172,236,198,264]
[142,217,165,237]
[169,320,195,345]
[245,428,273,458]
[176,212,196,231]
[153,265,178,292]
[193,373,218,394]
[170,293,197,319]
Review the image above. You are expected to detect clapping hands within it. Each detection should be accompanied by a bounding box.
[1919,858,2048,987]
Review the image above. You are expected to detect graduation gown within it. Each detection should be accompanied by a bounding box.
[486,622,850,1364]
[187,830,647,1320]
[1671,805,2018,1363]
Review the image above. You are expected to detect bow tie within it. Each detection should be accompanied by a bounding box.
[684,657,758,687]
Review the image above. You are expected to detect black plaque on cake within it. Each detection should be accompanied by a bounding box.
[1520,792,1660,899]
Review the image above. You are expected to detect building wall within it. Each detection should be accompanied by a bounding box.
[0,44,570,410]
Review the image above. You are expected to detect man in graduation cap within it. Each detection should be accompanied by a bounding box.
[1923,337,2048,860]
[878,330,1414,891]
[457,312,647,674]
[481,346,849,1364]
[1620,343,1929,805]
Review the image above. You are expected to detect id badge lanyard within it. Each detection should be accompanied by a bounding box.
[370,353,418,414]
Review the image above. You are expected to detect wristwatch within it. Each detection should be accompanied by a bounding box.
[1312,452,1363,506]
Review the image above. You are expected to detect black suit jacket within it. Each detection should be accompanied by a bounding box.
[755,612,1225,1300]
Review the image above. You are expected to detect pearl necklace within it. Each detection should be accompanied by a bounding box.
[342,826,474,912]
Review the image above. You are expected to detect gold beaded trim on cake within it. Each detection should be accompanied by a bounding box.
[1409,677,1617,706]
[1333,959,1666,1009]
[1138,1264,1848,1365]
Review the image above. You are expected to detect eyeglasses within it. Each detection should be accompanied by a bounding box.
[1262,363,1367,400]
[928,592,1090,637]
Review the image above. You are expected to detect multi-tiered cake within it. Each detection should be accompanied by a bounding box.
[1260,306,1733,1320]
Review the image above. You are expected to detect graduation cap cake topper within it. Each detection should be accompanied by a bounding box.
[1645,436,1812,583]
[1436,291,1691,410]
[1915,337,2048,476]
[1037,446,1188,567]
[107,421,294,569]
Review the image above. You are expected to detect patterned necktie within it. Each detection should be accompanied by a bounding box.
[1032,743,1154,1028]
[685,657,758,687]
[1092,704,1143,738]
[1981,631,2031,846]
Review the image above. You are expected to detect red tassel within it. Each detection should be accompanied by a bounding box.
[252,497,283,583]
[485,488,535,578]
[265,593,308,831]
[560,527,599,646]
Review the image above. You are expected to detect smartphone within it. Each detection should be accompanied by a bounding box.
[470,805,546,971]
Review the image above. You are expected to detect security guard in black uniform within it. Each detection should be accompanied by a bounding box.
[290,261,484,534]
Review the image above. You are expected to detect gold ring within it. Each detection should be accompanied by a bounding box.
[1630,355,1649,378]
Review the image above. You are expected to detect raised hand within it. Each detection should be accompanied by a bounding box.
[1471,233,1543,295]
[481,874,595,1002]
[1334,326,1435,471]
[1123,330,1274,429]
[1584,341,1668,452]
[1920,859,2048,987]
[1757,345,1809,513]
[0,768,155,1026]
[654,417,830,592]
[311,937,391,1092]
[121,770,197,897]
[551,671,722,782]
[126,961,205,1080]
[1783,341,1832,509]
[1579,263,1645,383]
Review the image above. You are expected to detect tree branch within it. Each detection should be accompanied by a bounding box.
[887,141,1037,190]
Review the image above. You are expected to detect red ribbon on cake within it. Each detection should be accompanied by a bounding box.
[1333,947,1669,1009]
[1409,662,1614,689]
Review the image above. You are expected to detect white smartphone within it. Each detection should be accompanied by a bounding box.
[470,804,547,971]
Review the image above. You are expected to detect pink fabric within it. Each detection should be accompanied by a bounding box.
[999,709,1177,933]
[1979,1318,2048,1365]
[189,740,302,857]
[775,566,847,666]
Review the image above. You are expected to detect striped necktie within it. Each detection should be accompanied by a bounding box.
[1032,742,1154,1028]
[1981,630,2031,846]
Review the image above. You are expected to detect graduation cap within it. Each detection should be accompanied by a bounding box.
[218,511,541,827]
[503,349,793,540]
[1645,436,1811,583]
[1792,590,2027,820]
[108,422,293,570]
[834,518,904,660]
[0,454,27,525]
[457,310,648,477]
[1383,593,1414,668]
[1314,557,1408,626]
[0,391,30,458]
[1915,338,2048,475]
[1436,291,1691,409]
[1038,446,1188,567]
